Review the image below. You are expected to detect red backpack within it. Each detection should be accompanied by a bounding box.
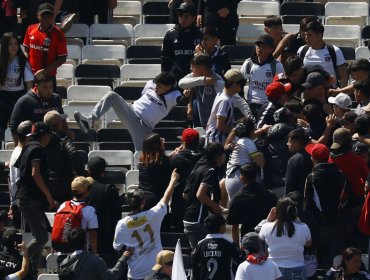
[51,201,85,253]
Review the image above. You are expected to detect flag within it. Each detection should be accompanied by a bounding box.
[171,239,187,280]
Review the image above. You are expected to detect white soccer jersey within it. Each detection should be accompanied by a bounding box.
[113,201,168,279]
[297,45,345,79]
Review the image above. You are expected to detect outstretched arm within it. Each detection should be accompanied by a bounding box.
[160,169,179,205]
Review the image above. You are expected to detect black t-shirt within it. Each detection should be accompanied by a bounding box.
[15,141,49,203]
[192,234,243,280]
[227,182,277,236]
[183,157,220,223]
[0,251,22,276]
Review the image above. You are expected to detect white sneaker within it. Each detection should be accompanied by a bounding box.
[74,111,92,134]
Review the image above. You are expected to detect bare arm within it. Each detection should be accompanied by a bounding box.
[160,169,179,205]
[216,116,232,133]
[32,161,55,210]
[37,56,67,75]
[196,184,222,214]
[315,114,335,145]
[273,33,295,59]
[88,230,98,254]
[232,224,239,245]
[54,0,63,15]
[305,239,312,247]
[16,242,29,279]
[224,129,236,150]
[337,64,349,88]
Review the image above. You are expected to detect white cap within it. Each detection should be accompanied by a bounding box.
[328,93,352,110]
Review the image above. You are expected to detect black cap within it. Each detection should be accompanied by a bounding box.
[87,156,107,171]
[241,232,261,252]
[176,3,196,16]
[38,3,54,15]
[255,34,275,49]
[0,210,8,223]
[17,120,33,137]
[353,142,369,154]
[2,228,20,248]
[301,72,326,89]
[27,122,51,137]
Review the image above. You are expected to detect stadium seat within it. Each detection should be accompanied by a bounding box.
[112,1,142,25]
[55,85,67,100]
[67,44,82,64]
[82,45,126,66]
[64,23,89,46]
[282,24,300,34]
[221,45,254,65]
[355,46,370,59]
[142,2,170,24]
[45,254,58,274]
[134,24,174,46]
[125,169,139,186]
[282,15,309,25]
[89,24,134,46]
[325,2,368,26]
[280,2,325,17]
[133,150,141,169]
[237,1,280,24]
[113,86,143,102]
[67,85,111,103]
[159,106,187,128]
[0,150,12,162]
[323,25,361,48]
[120,64,161,87]
[45,213,55,228]
[75,64,121,88]
[56,63,75,87]
[339,46,355,63]
[160,232,191,254]
[88,150,134,169]
[126,45,162,64]
[236,24,265,45]
[37,274,59,280]
[153,127,183,142]
[96,128,133,142]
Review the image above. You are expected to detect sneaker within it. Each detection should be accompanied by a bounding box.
[60,13,77,33]
[74,111,92,134]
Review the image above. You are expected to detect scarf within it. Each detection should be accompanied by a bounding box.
[246,252,268,265]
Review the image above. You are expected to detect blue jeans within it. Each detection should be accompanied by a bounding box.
[279,266,306,280]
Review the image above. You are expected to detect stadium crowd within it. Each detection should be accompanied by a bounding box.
[0,0,370,280]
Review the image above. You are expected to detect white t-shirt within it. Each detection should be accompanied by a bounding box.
[259,221,311,268]
[5,273,19,280]
[206,91,234,144]
[9,146,22,202]
[235,259,282,280]
[227,137,260,168]
[0,57,33,91]
[240,59,284,104]
[113,201,168,279]
[57,201,99,231]
[297,45,345,78]
[132,80,181,129]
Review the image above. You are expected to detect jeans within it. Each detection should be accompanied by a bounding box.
[279,266,306,280]
[17,199,49,270]
[91,91,153,151]
[183,222,207,249]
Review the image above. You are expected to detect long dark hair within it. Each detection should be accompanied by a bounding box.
[340,247,363,271]
[0,32,27,86]
[272,197,297,237]
[140,133,165,166]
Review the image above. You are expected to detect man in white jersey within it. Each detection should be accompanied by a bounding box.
[113,170,179,280]
[297,20,348,88]
[206,69,246,144]
[74,73,189,151]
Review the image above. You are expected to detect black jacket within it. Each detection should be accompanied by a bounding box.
[9,90,63,135]
[145,271,171,280]
[210,47,231,77]
[161,24,202,80]
[304,163,347,225]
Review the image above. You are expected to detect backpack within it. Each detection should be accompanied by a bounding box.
[51,201,85,253]
[299,44,338,79]
[245,58,277,81]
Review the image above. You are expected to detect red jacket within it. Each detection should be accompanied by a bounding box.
[329,152,369,197]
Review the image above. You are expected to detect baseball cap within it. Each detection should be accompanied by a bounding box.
[176,3,196,16]
[353,142,369,154]
[152,250,174,271]
[2,228,20,248]
[328,93,352,110]
[273,73,289,83]
[305,143,330,162]
[255,34,275,49]
[301,72,326,89]
[27,122,51,137]
[224,69,245,83]
[38,3,54,15]
[331,128,352,150]
[17,120,33,137]
[266,81,292,101]
[241,232,261,252]
[181,128,199,145]
[71,176,94,194]
[43,110,67,126]
[87,156,107,172]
